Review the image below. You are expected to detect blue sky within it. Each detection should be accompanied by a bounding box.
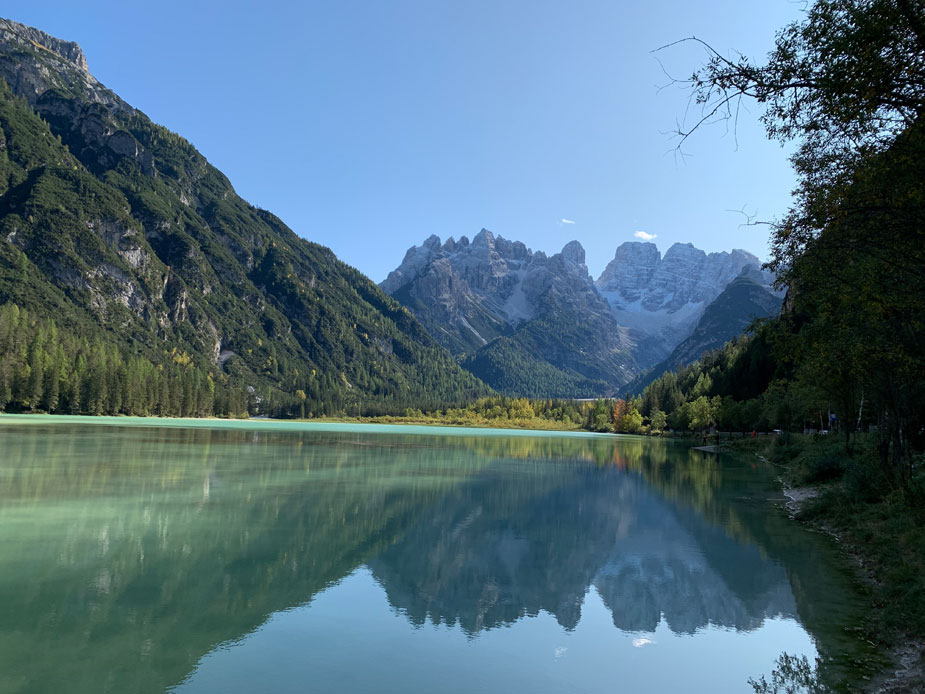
[5,1,803,282]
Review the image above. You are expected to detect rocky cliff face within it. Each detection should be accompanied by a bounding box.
[383,230,613,352]
[0,17,487,409]
[624,267,784,394]
[384,233,773,396]
[382,230,635,396]
[595,242,771,368]
[0,18,96,92]
[383,230,532,353]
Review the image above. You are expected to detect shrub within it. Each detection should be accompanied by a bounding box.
[843,456,892,503]
[801,448,845,484]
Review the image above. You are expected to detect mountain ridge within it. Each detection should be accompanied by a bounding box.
[382,230,636,397]
[624,267,783,395]
[0,17,489,415]
[383,232,770,397]
[595,240,772,368]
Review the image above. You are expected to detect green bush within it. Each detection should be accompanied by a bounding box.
[801,448,845,484]
[843,456,892,503]
[770,438,801,465]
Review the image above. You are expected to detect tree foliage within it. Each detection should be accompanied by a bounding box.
[677,0,924,192]
[660,0,925,475]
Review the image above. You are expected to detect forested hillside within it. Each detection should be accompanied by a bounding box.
[0,19,489,417]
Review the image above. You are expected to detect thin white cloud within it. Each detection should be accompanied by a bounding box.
[561,218,576,225]
[634,231,657,241]
[632,637,655,648]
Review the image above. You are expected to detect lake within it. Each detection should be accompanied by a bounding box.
[0,416,875,693]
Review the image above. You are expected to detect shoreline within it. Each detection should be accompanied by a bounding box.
[0,410,700,440]
[0,412,629,438]
[784,483,924,694]
[747,442,925,694]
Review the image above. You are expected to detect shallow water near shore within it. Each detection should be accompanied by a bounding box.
[0,416,878,693]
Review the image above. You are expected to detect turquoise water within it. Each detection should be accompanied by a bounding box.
[0,416,872,693]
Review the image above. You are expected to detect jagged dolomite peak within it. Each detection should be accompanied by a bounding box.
[381,231,602,348]
[596,242,762,312]
[380,234,444,295]
[594,241,769,367]
[0,18,89,71]
[559,240,586,268]
[381,231,636,394]
[594,242,661,303]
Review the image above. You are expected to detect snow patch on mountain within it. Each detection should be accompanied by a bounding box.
[595,241,771,367]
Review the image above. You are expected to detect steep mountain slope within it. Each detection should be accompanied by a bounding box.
[382,231,636,397]
[625,268,783,394]
[595,242,770,368]
[0,18,487,414]
[382,232,523,354]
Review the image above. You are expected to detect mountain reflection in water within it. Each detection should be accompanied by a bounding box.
[0,418,869,694]
[369,465,795,635]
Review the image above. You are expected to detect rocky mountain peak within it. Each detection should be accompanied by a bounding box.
[380,230,636,393]
[0,18,89,72]
[380,238,443,294]
[595,242,660,300]
[0,17,119,110]
[594,239,767,368]
[730,248,757,261]
[471,228,495,249]
[663,241,701,260]
[559,240,586,267]
[596,240,763,310]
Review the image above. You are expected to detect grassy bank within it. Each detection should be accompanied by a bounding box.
[314,413,583,431]
[315,411,698,436]
[310,397,652,434]
[734,433,925,690]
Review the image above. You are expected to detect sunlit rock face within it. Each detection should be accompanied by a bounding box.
[383,233,775,395]
[382,230,636,395]
[0,19,103,101]
[381,230,598,353]
[595,242,771,368]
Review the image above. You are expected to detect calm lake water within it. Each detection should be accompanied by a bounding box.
[0,416,876,693]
